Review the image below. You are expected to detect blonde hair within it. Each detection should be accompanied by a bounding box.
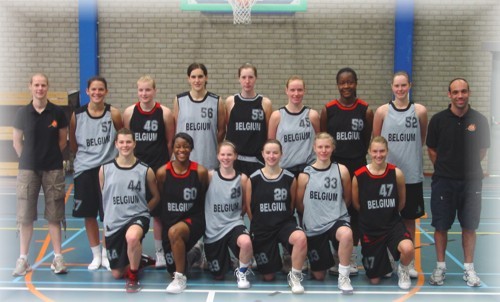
[314,132,336,147]
[137,75,156,89]
[286,75,305,89]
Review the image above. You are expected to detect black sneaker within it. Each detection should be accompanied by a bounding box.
[139,254,156,270]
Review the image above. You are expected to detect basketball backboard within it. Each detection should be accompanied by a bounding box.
[180,0,307,13]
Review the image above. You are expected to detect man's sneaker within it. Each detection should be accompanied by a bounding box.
[349,253,359,275]
[235,268,252,289]
[287,271,304,294]
[429,267,446,286]
[338,274,353,295]
[397,264,411,290]
[139,254,156,270]
[50,255,68,274]
[408,260,418,279]
[125,270,141,293]
[155,252,167,269]
[463,269,481,287]
[12,258,32,276]
[166,272,187,294]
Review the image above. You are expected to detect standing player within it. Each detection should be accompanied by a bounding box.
[70,76,123,270]
[99,128,160,293]
[372,71,428,278]
[156,133,209,294]
[268,75,320,177]
[352,136,414,290]
[320,67,374,275]
[225,63,273,177]
[12,73,68,276]
[204,141,253,289]
[245,139,308,294]
[296,133,353,294]
[123,75,175,268]
[174,63,226,170]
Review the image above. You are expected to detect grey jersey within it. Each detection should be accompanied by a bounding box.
[276,106,316,169]
[176,91,220,170]
[204,169,245,243]
[101,160,150,236]
[381,101,423,183]
[73,104,118,177]
[302,163,349,236]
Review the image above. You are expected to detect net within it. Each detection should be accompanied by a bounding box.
[228,0,257,25]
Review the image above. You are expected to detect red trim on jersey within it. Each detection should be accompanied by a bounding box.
[165,161,199,179]
[135,102,160,115]
[354,163,396,179]
[325,98,368,111]
[184,218,193,225]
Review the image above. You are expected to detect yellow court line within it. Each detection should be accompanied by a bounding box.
[22,184,73,302]
[393,218,424,302]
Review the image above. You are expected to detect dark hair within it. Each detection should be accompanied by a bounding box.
[187,63,208,77]
[262,139,282,153]
[336,67,358,84]
[392,71,411,84]
[448,78,469,92]
[173,132,194,150]
[238,62,258,78]
[87,76,108,90]
[115,128,135,142]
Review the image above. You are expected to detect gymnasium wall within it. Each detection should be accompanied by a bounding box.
[0,0,498,173]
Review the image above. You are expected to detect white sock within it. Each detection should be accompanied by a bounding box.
[339,264,350,276]
[54,253,62,258]
[102,247,107,258]
[464,263,474,270]
[291,267,302,276]
[90,245,101,258]
[437,261,446,269]
[19,254,28,260]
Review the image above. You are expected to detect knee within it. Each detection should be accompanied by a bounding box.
[338,228,353,244]
[369,277,381,285]
[311,271,326,281]
[292,231,307,250]
[126,233,140,248]
[399,240,414,257]
[238,235,253,252]
[111,269,124,279]
[262,273,276,282]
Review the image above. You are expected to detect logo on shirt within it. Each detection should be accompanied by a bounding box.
[48,120,58,128]
[467,124,476,132]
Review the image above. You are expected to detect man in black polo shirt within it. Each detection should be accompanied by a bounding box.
[426,78,490,287]
[12,73,69,276]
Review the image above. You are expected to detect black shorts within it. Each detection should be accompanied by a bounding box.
[400,182,425,219]
[73,167,103,220]
[360,222,412,279]
[251,219,303,275]
[162,214,206,274]
[307,220,351,272]
[204,225,250,277]
[104,216,150,270]
[234,156,264,178]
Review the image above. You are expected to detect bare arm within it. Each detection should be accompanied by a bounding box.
[395,168,406,212]
[319,106,328,132]
[12,128,23,157]
[415,103,428,145]
[339,164,352,208]
[146,167,160,212]
[69,113,78,154]
[267,110,280,139]
[122,105,134,129]
[295,173,309,215]
[58,127,68,153]
[225,95,235,125]
[309,109,321,134]
[262,96,273,128]
[372,105,387,137]
[244,176,253,220]
[240,174,249,217]
[427,147,437,165]
[364,107,374,147]
[289,177,298,213]
[216,97,226,143]
[110,106,123,131]
[479,148,488,161]
[162,105,176,158]
[98,165,105,190]
[351,176,360,212]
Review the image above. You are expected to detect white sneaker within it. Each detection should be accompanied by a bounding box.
[349,253,359,275]
[155,252,167,269]
[338,274,353,295]
[88,256,101,271]
[429,267,446,286]
[408,260,418,279]
[235,268,252,289]
[463,269,481,287]
[101,254,111,271]
[51,255,68,274]
[12,258,32,276]
[166,272,187,294]
[398,264,411,290]
[287,271,304,294]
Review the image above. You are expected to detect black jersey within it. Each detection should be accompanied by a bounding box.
[249,169,295,233]
[129,102,168,171]
[355,163,401,237]
[160,161,205,230]
[226,94,267,157]
[324,99,369,160]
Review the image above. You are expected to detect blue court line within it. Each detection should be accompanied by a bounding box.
[12,227,86,283]
[417,223,489,288]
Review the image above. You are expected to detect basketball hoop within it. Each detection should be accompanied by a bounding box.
[228,0,257,25]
